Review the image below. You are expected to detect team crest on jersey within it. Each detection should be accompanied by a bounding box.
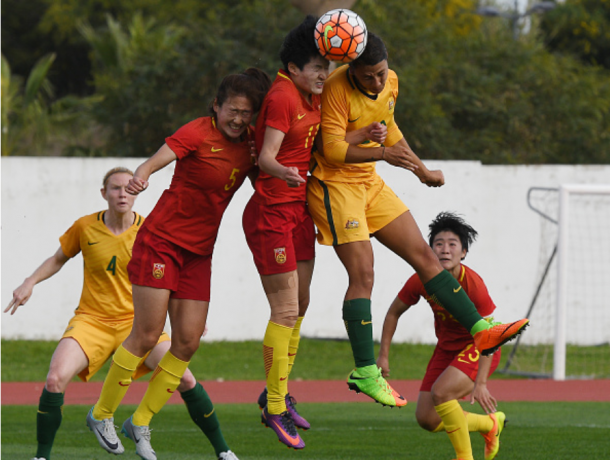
[274,247,287,264]
[389,100,395,111]
[153,263,165,279]
[345,219,360,230]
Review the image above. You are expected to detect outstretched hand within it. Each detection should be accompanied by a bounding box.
[4,280,35,315]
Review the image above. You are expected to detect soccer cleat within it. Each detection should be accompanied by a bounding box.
[286,394,310,430]
[258,387,310,430]
[121,416,156,460]
[347,365,407,407]
[257,387,268,409]
[86,407,125,454]
[482,411,507,460]
[218,451,240,460]
[474,319,530,356]
[261,407,305,449]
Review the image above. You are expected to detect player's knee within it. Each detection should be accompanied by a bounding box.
[430,386,452,406]
[177,369,197,393]
[348,266,374,290]
[170,338,201,361]
[45,370,69,393]
[416,416,438,432]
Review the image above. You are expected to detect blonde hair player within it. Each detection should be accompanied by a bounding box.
[5,168,237,460]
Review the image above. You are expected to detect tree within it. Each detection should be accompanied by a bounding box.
[540,0,610,69]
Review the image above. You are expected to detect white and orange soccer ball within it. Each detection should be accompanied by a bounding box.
[314,9,368,63]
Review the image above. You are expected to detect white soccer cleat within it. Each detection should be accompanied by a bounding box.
[218,451,240,460]
[121,416,156,460]
[86,407,125,454]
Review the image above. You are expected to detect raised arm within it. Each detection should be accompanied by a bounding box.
[377,296,412,377]
[4,247,70,315]
[127,143,178,195]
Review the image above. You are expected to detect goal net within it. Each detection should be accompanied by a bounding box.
[499,184,610,380]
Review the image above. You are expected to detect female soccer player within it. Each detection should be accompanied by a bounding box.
[243,17,387,448]
[86,69,270,460]
[242,16,327,449]
[306,32,528,407]
[5,168,238,460]
[377,212,506,460]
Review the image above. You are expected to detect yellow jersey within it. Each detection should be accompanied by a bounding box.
[311,65,404,182]
[59,211,143,321]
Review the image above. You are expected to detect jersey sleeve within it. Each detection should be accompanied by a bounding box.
[465,268,497,317]
[263,91,295,134]
[320,80,350,164]
[397,274,424,307]
[165,119,206,160]
[59,219,83,258]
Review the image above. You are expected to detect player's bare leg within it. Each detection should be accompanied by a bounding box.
[36,338,89,459]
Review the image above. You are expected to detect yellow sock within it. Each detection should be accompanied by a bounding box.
[287,316,303,377]
[93,345,142,420]
[434,400,473,460]
[132,351,189,426]
[465,411,494,433]
[263,321,292,415]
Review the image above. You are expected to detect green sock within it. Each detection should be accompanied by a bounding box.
[343,298,376,368]
[180,382,229,456]
[424,271,486,335]
[36,388,64,460]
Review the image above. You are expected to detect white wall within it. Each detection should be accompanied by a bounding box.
[2,157,608,344]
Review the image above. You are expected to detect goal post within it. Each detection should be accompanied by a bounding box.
[555,184,610,380]
[500,184,610,380]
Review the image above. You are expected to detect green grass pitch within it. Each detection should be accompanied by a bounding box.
[2,401,608,459]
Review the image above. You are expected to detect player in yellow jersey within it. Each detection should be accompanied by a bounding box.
[5,167,239,460]
[307,32,529,407]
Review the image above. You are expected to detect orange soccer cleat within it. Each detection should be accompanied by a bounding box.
[481,411,507,460]
[474,319,529,356]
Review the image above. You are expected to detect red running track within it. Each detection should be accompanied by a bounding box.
[3,379,609,405]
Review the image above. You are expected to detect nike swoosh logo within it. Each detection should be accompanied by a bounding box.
[453,286,462,293]
[288,353,297,356]
[96,427,119,449]
[348,116,361,123]
[118,381,130,387]
[204,409,215,418]
[167,388,175,394]
[37,410,48,414]
[297,113,306,120]
[500,321,519,338]
[88,241,99,245]
[270,419,300,446]
[280,376,288,381]
[361,320,372,325]
[348,373,368,381]
[211,147,223,152]
[447,427,461,434]
[323,25,334,51]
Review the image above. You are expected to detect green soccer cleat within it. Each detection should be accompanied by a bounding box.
[482,411,507,460]
[346,365,407,407]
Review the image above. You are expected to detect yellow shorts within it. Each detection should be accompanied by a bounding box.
[307,174,409,246]
[62,313,170,382]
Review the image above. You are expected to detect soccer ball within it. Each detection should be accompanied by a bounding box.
[314,9,368,63]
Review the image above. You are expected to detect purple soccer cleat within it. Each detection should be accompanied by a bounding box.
[261,407,305,449]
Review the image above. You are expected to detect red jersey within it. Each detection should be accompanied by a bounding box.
[398,265,497,352]
[144,117,255,256]
[254,70,321,205]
